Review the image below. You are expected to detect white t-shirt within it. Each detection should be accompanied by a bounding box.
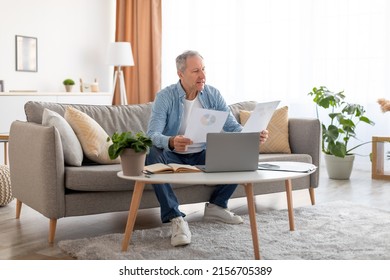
[176,96,205,154]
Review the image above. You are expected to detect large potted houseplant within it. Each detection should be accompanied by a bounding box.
[107,131,152,176]
[308,86,375,179]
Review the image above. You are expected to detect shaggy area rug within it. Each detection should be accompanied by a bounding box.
[58,201,390,260]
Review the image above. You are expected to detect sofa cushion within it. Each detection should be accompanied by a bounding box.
[63,153,312,192]
[42,108,84,166]
[64,106,120,165]
[26,100,254,135]
[65,164,130,191]
[24,101,153,135]
[240,106,291,154]
[65,164,197,192]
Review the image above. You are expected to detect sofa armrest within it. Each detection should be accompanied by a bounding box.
[288,118,321,188]
[9,120,66,218]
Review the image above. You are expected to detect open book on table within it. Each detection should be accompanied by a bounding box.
[144,163,201,174]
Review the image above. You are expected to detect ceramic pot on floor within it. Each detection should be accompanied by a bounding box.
[324,153,355,180]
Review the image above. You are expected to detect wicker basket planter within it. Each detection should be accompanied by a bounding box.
[0,164,13,206]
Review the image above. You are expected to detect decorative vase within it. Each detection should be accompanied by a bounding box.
[65,85,73,92]
[91,82,99,92]
[120,148,147,176]
[324,153,355,180]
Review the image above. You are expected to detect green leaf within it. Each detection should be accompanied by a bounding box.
[107,131,153,159]
[359,116,375,125]
[324,124,339,141]
[329,141,347,158]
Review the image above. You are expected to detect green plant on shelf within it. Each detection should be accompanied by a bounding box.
[63,79,75,86]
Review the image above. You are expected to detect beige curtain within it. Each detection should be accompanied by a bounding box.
[114,0,162,105]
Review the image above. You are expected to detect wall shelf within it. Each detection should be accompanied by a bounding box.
[0,92,112,132]
[0,92,113,162]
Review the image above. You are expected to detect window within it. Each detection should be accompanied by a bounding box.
[162,0,389,106]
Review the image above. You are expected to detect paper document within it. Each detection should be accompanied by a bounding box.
[184,108,229,143]
[258,162,317,173]
[241,100,281,133]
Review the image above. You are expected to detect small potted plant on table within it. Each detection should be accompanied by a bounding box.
[107,131,152,176]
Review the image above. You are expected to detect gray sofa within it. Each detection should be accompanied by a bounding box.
[9,101,321,243]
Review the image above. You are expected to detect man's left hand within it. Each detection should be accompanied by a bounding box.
[260,130,269,144]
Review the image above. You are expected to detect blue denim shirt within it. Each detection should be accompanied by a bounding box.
[147,81,242,150]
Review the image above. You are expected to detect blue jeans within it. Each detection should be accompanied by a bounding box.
[145,146,238,223]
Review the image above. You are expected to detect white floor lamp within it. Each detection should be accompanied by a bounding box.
[107,42,134,105]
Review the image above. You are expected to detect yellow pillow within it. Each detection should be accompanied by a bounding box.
[64,106,120,164]
[240,106,291,154]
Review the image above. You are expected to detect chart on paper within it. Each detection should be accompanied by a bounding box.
[184,108,228,143]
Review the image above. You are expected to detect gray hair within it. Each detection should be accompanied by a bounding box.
[176,50,203,72]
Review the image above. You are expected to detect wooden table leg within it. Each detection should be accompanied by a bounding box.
[244,182,261,260]
[285,179,295,231]
[121,181,145,251]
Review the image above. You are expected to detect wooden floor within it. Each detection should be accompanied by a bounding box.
[1,161,389,260]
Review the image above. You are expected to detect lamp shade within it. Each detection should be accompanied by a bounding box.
[107,42,134,66]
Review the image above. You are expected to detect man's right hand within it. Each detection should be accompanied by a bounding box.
[169,135,193,152]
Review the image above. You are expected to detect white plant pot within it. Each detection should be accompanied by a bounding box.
[324,153,355,180]
[65,85,73,92]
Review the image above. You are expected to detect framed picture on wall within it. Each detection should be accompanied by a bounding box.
[15,35,38,72]
[0,80,3,92]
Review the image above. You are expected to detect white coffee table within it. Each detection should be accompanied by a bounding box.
[118,161,316,260]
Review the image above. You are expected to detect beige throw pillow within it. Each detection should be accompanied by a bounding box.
[64,106,120,164]
[240,106,291,154]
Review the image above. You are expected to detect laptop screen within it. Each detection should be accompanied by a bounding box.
[198,132,260,172]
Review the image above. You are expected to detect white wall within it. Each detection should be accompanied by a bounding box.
[0,0,116,93]
[162,0,390,163]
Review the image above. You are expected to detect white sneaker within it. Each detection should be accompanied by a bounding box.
[170,216,191,246]
[204,203,244,224]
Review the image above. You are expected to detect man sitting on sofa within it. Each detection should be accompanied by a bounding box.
[146,50,269,247]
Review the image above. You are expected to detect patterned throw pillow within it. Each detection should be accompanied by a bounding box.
[64,106,120,164]
[240,106,291,154]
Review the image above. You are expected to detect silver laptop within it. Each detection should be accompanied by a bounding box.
[197,132,260,172]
